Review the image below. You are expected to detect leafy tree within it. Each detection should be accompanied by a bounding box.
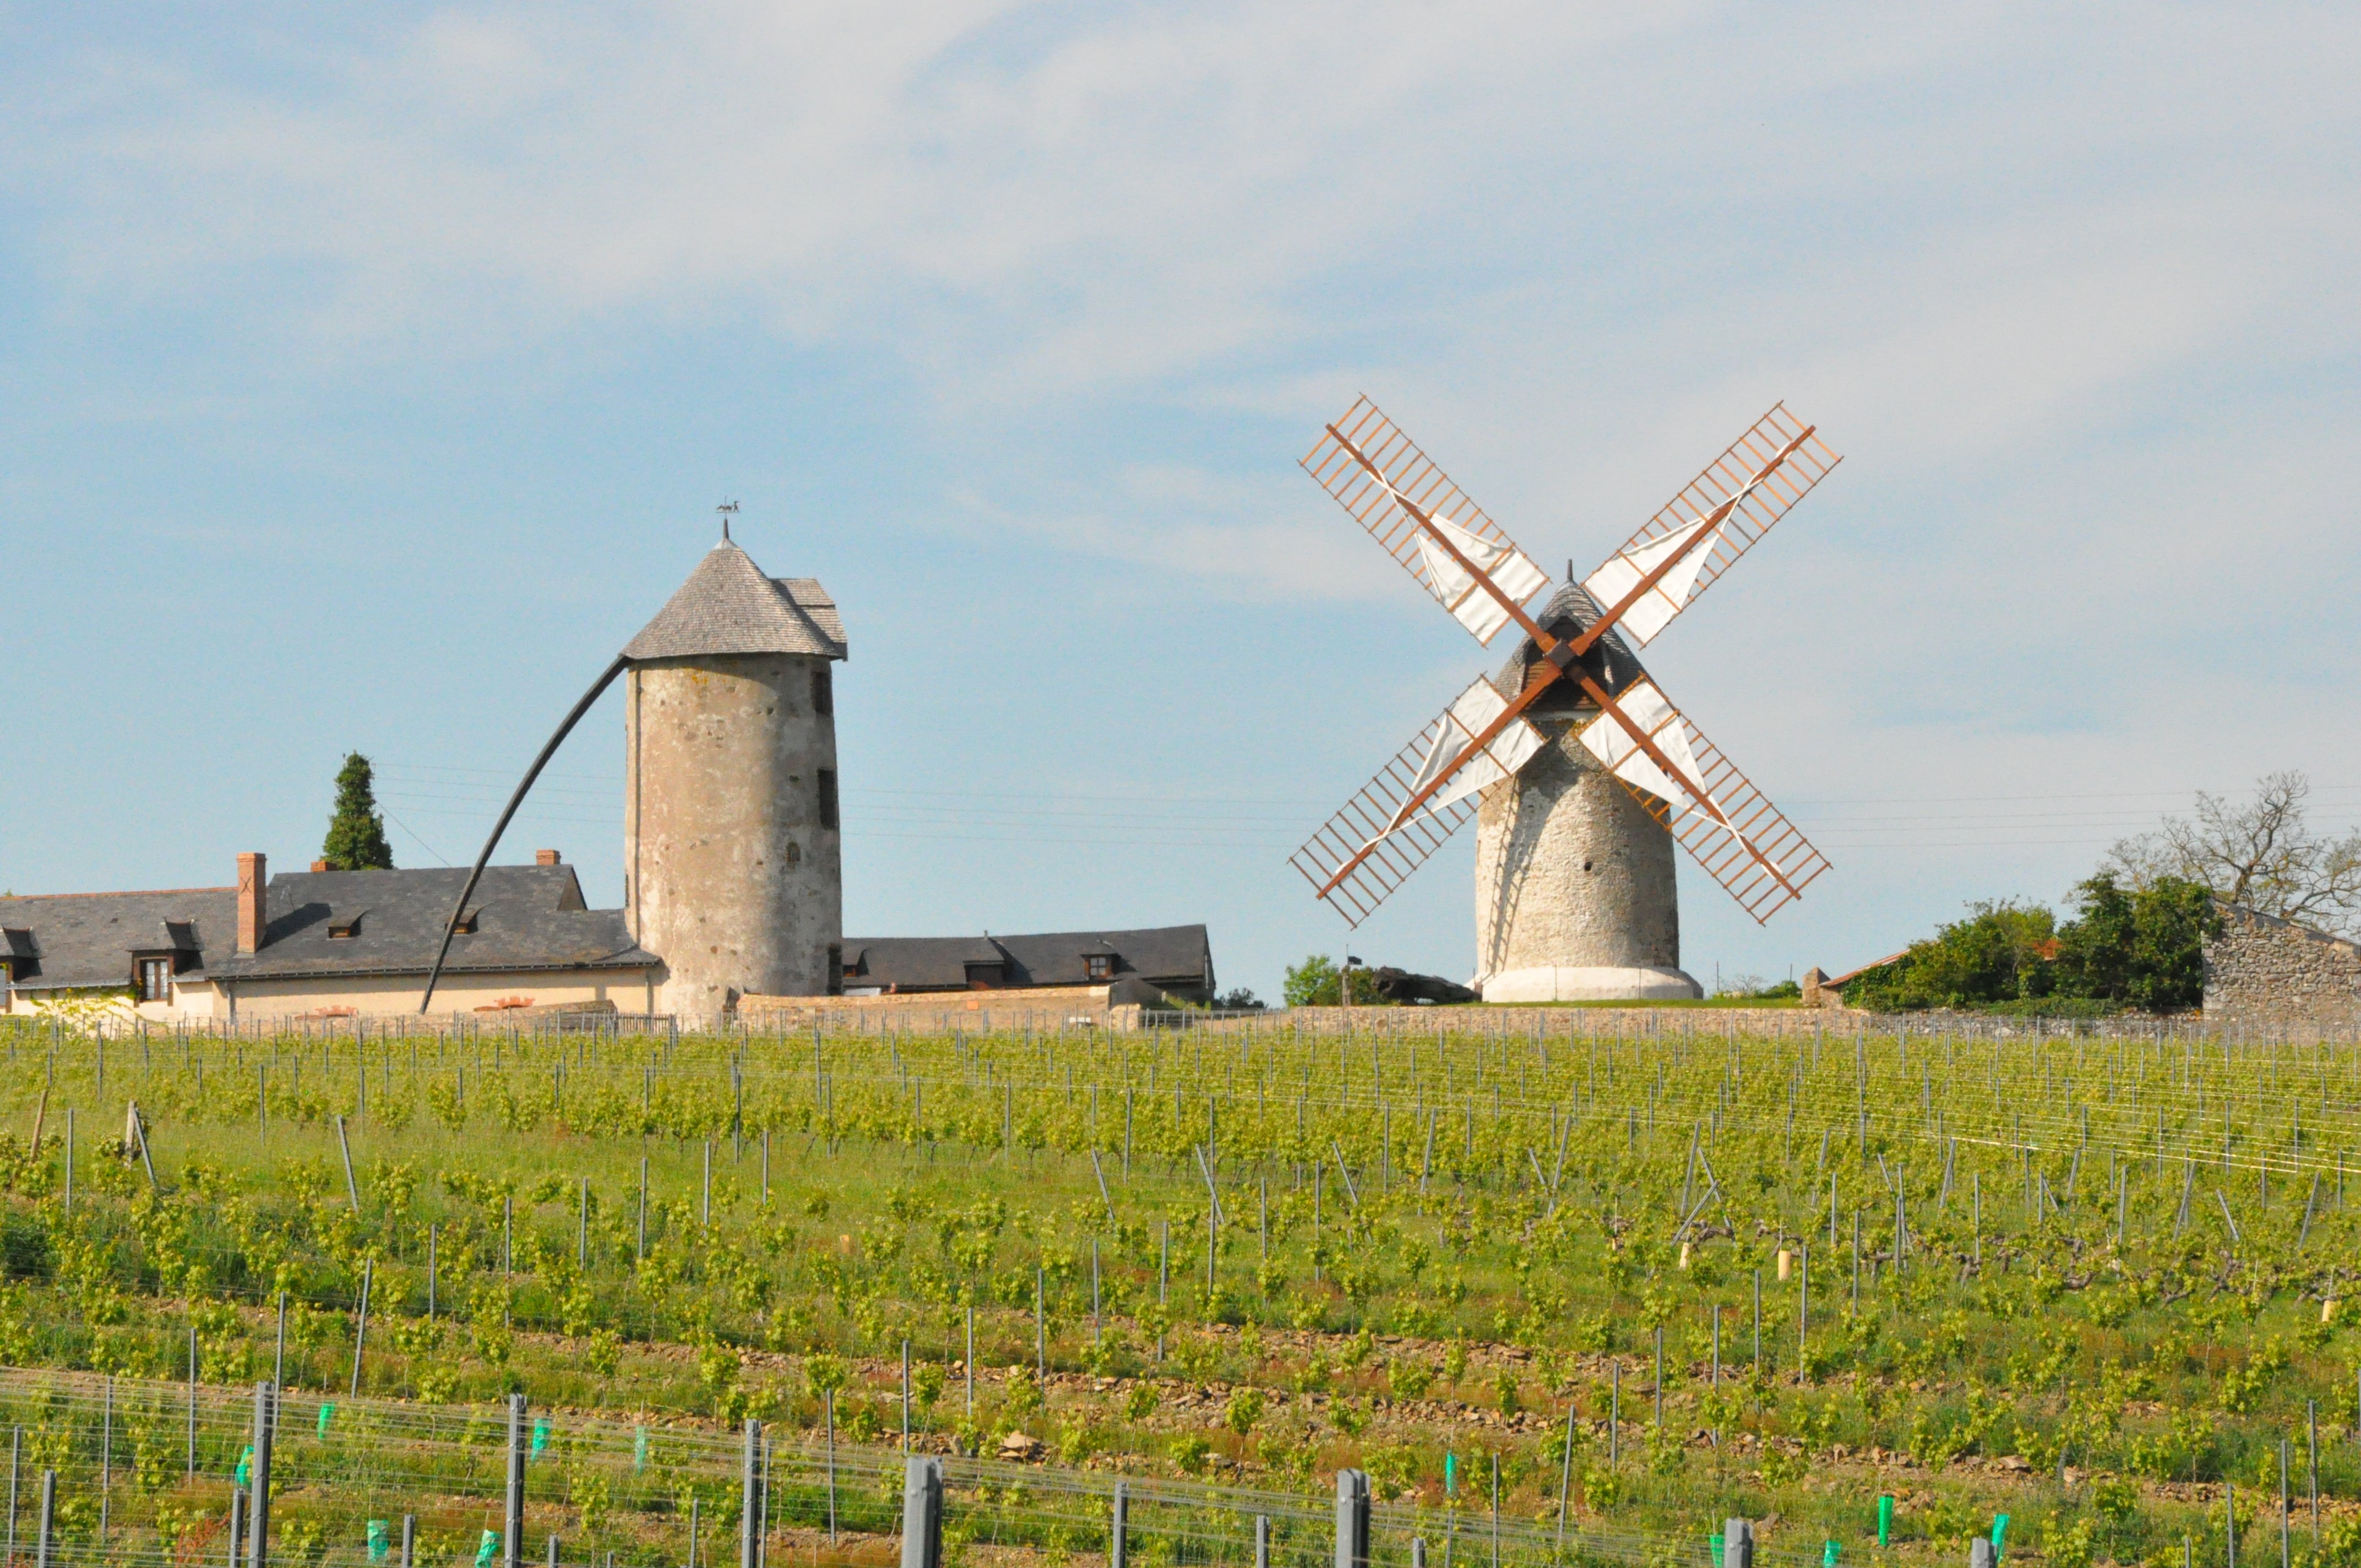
[322,752,395,870]
[1845,900,2058,1010]
[1280,957,1399,1006]
[1847,875,2219,1013]
[2106,770,2361,934]
[1283,955,1341,1008]
[2050,873,2219,1010]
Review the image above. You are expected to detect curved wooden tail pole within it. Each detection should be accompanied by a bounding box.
[417,655,631,1014]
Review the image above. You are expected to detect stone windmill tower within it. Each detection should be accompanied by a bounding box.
[1472,583,1693,1000]
[415,520,848,1023]
[620,532,849,1020]
[1288,398,1841,999]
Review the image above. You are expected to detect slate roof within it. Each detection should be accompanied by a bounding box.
[623,541,846,662]
[202,865,659,982]
[841,925,1215,995]
[1489,581,1653,718]
[0,888,235,993]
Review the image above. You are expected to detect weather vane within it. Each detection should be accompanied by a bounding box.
[717,499,739,541]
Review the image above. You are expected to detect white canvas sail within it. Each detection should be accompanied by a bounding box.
[1578,681,1787,881]
[1385,679,1545,832]
[1415,514,1550,645]
[1582,513,1718,646]
[1576,680,1710,809]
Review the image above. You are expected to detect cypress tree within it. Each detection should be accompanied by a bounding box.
[322,752,395,870]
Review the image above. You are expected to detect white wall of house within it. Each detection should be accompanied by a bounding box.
[3,968,660,1022]
[209,969,660,1020]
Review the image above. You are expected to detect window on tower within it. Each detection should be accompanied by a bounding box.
[812,668,833,716]
[818,769,839,829]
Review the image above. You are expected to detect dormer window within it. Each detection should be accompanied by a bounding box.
[964,961,1003,989]
[137,959,172,1002]
[328,915,361,940]
[1085,953,1114,981]
[453,908,480,935]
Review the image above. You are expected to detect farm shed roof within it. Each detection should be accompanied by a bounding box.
[842,924,1215,994]
[202,864,659,982]
[1489,581,1653,717]
[0,888,235,992]
[623,540,846,662]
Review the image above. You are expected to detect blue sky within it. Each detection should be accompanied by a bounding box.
[4,3,2357,1000]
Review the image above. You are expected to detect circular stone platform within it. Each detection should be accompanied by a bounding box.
[1477,965,1704,1003]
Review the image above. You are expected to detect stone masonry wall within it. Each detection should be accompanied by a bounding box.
[2204,903,2361,1031]
[1473,717,1684,979]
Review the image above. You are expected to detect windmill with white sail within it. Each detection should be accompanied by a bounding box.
[1288,398,1841,1001]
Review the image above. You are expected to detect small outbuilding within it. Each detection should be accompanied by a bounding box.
[2203,902,2361,1031]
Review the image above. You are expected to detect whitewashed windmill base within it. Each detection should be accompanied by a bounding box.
[1472,720,1702,1003]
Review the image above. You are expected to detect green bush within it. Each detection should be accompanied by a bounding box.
[2050,873,2217,1010]
[1845,874,2217,1014]
[1843,900,2059,1011]
[1283,955,1340,1008]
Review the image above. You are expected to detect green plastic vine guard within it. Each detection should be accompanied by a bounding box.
[1992,1515,2010,1557]
[1711,1534,1726,1567]
[475,1530,499,1568]
[1821,1541,1841,1567]
[318,1402,336,1440]
[367,1521,390,1562]
[1877,1496,1894,1547]
[532,1418,551,1456]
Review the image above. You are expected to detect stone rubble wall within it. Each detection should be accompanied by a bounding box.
[2204,903,2361,1031]
[737,984,1113,1032]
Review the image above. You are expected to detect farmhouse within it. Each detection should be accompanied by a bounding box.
[0,852,657,1022]
[1,533,1216,1025]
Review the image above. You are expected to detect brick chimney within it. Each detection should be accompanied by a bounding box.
[236,852,268,955]
[535,849,562,866]
[311,859,329,873]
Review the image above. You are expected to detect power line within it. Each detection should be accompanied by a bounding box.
[378,807,453,866]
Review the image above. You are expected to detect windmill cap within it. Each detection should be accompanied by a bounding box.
[1488,581,1648,714]
[622,539,847,662]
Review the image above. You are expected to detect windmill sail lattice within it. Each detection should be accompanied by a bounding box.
[1575,681,1831,923]
[1394,679,1546,825]
[1288,680,1546,929]
[1302,399,1550,646]
[1580,403,1840,647]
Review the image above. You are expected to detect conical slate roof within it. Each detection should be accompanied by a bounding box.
[1490,581,1649,718]
[622,541,847,662]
